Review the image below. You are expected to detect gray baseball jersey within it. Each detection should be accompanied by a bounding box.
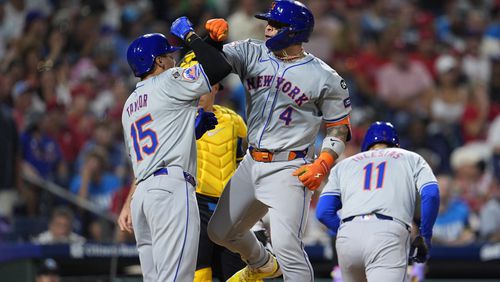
[323,147,437,282]
[122,64,210,282]
[223,39,351,150]
[122,65,211,182]
[208,40,351,281]
[323,147,437,226]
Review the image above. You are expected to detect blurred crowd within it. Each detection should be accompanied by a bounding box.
[0,0,499,248]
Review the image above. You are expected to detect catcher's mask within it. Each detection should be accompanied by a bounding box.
[361,121,400,152]
[255,0,314,51]
[127,33,181,77]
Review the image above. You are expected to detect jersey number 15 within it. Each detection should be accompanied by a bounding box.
[131,114,158,161]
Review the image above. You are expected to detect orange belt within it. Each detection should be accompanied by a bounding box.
[249,147,308,162]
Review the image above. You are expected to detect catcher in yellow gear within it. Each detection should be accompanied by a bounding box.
[180,51,267,282]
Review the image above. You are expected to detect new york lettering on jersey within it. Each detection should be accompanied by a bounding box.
[223,40,350,151]
[246,75,309,106]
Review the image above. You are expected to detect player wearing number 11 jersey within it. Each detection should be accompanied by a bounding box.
[316,121,440,282]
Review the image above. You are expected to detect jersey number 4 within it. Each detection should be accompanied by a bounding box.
[363,161,386,190]
[279,107,293,126]
[131,114,158,161]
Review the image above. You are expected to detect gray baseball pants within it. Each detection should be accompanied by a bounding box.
[207,154,314,281]
[336,216,411,282]
[131,166,200,282]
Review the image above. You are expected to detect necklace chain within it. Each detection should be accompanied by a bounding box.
[275,48,306,62]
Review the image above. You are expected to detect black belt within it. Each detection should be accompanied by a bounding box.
[153,168,196,187]
[342,213,410,230]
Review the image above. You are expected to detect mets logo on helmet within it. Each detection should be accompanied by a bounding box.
[182,65,199,81]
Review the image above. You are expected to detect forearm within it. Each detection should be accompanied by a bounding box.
[420,184,440,241]
[124,180,138,208]
[316,194,342,232]
[79,177,90,199]
[294,124,350,190]
[185,33,231,85]
[203,35,224,51]
[323,124,350,159]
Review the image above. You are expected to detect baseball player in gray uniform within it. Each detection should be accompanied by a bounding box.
[117,17,231,282]
[204,1,352,281]
[316,121,440,282]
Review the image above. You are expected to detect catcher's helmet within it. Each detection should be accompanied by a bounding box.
[127,33,181,77]
[361,121,400,152]
[255,0,314,51]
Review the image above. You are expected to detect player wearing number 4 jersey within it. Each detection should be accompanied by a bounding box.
[179,51,267,281]
[118,18,232,282]
[205,1,352,280]
[316,122,440,282]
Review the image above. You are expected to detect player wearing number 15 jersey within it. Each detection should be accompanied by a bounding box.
[118,17,232,282]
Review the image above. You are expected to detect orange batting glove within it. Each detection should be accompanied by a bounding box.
[293,152,335,191]
[205,18,229,42]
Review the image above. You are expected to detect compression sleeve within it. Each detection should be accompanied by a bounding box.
[420,183,440,242]
[316,194,342,233]
[186,34,231,85]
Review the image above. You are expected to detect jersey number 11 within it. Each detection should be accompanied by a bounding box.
[363,161,386,190]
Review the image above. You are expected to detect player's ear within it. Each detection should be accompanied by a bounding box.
[155,55,174,70]
[155,56,163,67]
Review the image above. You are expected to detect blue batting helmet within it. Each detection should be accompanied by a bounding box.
[361,121,400,152]
[127,33,181,77]
[255,0,314,51]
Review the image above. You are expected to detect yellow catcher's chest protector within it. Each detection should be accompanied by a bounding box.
[196,105,247,197]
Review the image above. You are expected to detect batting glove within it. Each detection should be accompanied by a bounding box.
[205,18,229,42]
[171,16,194,41]
[195,108,218,140]
[409,235,430,263]
[293,152,335,190]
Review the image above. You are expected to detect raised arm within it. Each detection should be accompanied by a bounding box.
[170,17,231,85]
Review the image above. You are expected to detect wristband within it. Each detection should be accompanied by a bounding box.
[321,136,345,158]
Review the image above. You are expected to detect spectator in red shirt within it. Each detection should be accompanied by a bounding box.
[460,86,489,143]
[487,55,500,118]
[66,84,96,156]
[376,39,434,128]
[350,35,386,101]
[411,29,438,79]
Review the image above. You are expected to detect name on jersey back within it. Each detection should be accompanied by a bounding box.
[126,94,148,117]
[352,150,402,162]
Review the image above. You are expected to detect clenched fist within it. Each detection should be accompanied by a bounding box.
[293,152,335,190]
[205,18,229,42]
